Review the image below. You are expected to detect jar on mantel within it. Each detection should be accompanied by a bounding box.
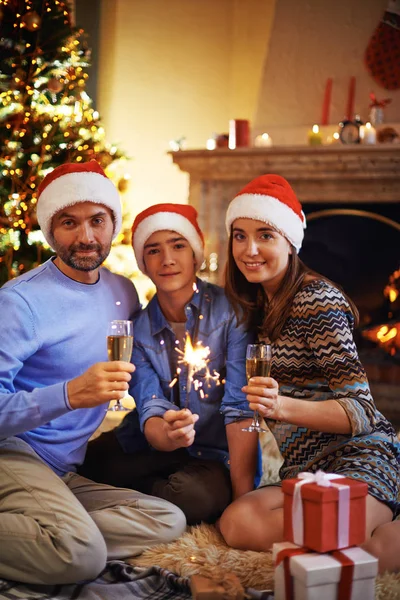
[369,106,384,127]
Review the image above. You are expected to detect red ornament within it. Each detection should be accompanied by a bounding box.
[48,78,64,93]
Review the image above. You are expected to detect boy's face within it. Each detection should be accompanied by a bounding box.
[143,230,196,295]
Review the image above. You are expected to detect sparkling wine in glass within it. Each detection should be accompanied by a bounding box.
[242,343,271,433]
[106,320,133,412]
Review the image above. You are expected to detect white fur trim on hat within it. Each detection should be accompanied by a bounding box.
[133,212,204,273]
[37,171,122,248]
[225,193,306,252]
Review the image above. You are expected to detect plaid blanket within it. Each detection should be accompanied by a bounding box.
[0,562,274,600]
[0,562,192,600]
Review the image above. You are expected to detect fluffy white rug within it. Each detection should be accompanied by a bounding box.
[131,523,400,598]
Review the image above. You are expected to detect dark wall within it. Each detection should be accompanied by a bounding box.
[75,0,101,107]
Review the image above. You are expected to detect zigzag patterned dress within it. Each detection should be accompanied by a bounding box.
[266,280,400,515]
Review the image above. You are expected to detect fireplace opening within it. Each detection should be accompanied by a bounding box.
[299,207,400,427]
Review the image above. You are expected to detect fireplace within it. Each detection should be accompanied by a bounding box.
[170,144,400,426]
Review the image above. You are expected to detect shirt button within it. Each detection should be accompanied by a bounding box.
[197,451,202,456]
[182,385,186,391]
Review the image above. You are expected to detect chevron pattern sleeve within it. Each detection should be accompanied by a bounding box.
[292,282,376,436]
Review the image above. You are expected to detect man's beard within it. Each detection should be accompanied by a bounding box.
[55,242,111,272]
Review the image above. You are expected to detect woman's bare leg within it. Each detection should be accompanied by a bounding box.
[219,486,284,551]
[362,494,399,573]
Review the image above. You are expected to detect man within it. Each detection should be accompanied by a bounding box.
[0,162,185,586]
[80,203,260,525]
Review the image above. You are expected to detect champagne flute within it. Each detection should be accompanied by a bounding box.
[106,320,133,412]
[242,343,271,433]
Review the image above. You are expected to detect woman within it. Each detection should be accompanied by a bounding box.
[219,174,400,573]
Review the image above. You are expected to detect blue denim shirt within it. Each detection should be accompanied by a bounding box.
[116,278,254,467]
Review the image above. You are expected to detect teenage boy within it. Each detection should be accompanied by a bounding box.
[80,203,259,524]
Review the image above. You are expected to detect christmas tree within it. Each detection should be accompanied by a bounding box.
[0,0,127,286]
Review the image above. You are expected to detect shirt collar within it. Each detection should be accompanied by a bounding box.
[148,277,207,337]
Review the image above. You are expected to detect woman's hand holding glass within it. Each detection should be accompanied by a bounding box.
[243,375,284,421]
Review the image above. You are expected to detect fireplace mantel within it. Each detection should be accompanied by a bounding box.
[170,144,400,277]
[170,144,400,203]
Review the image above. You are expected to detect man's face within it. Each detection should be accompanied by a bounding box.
[51,202,114,272]
[142,230,196,295]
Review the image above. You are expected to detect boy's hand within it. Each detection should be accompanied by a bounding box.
[163,408,199,448]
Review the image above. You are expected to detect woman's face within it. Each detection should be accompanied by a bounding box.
[231,218,292,299]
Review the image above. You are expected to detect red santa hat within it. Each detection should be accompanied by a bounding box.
[131,203,205,273]
[37,160,122,247]
[225,174,306,252]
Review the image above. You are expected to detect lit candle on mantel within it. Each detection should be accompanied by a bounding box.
[326,132,340,145]
[308,124,323,146]
[254,133,273,147]
[359,122,376,145]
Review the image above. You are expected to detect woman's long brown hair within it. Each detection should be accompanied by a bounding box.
[224,232,359,341]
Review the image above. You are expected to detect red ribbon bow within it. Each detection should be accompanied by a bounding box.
[369,92,391,108]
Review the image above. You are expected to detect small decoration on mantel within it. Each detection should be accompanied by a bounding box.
[326,132,341,145]
[228,119,250,149]
[369,92,391,126]
[359,122,377,145]
[169,136,186,151]
[339,115,363,144]
[377,126,399,143]
[206,136,217,150]
[307,124,323,146]
[215,133,229,148]
[254,133,273,147]
[206,133,229,150]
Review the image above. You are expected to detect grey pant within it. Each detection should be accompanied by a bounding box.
[0,437,186,585]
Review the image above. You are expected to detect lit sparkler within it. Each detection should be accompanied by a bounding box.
[168,282,220,402]
[172,333,220,404]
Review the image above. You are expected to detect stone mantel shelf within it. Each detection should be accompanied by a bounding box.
[170,144,400,203]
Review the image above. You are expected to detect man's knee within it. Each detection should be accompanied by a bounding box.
[43,523,107,584]
[156,500,187,543]
[1,519,107,585]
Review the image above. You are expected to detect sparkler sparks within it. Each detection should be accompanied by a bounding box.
[171,333,220,401]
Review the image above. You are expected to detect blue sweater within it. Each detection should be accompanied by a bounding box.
[0,258,140,475]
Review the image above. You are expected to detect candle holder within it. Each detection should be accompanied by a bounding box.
[254,133,273,147]
[229,119,250,149]
[308,125,323,146]
[359,122,377,145]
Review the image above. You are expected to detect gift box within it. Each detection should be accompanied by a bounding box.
[273,542,378,600]
[190,574,244,600]
[282,471,368,552]
[273,542,311,600]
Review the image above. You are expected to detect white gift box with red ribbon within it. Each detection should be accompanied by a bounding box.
[273,541,378,600]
